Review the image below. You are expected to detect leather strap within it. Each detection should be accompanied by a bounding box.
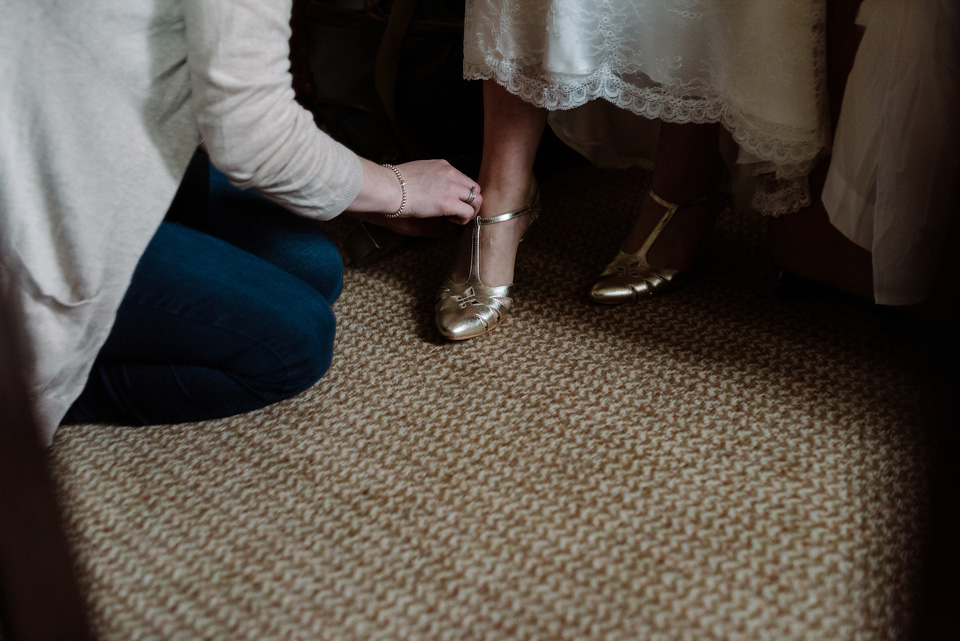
[480,203,538,226]
[479,189,542,225]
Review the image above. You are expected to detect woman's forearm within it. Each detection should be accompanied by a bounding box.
[183,0,362,221]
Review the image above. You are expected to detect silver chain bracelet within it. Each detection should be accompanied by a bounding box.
[381,163,407,218]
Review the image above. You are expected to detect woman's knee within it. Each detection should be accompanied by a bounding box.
[204,165,346,303]
[262,292,337,399]
[298,234,344,303]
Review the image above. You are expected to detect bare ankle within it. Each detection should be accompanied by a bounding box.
[476,175,537,217]
[650,154,724,205]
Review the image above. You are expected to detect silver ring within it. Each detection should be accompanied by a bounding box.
[464,185,477,205]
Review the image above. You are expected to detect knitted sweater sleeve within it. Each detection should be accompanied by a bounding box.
[182,0,363,220]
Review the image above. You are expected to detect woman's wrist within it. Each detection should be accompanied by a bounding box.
[345,159,407,216]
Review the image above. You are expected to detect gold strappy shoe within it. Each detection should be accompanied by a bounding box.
[589,187,729,304]
[435,190,541,340]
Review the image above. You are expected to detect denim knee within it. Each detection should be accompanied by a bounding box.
[203,166,345,304]
[266,292,337,400]
[298,235,344,303]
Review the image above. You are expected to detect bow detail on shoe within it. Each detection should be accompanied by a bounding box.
[452,287,480,309]
[612,260,643,275]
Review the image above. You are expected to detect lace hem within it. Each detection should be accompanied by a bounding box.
[462,0,829,216]
[751,174,812,217]
[465,59,826,178]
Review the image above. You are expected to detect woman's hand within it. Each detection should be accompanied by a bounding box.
[346,158,481,224]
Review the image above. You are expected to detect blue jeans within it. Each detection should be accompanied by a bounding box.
[63,161,343,425]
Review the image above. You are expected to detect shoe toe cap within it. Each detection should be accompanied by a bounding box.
[590,279,644,303]
[436,309,492,341]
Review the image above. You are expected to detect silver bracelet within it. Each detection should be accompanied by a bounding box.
[381,163,407,218]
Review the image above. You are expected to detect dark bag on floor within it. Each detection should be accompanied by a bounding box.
[292,0,483,173]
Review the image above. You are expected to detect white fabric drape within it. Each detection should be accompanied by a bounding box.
[822,0,960,305]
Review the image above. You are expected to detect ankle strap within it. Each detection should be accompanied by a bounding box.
[478,189,541,226]
[648,183,728,213]
[648,188,679,211]
[648,160,730,211]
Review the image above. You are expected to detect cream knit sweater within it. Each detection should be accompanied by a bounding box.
[0,0,363,444]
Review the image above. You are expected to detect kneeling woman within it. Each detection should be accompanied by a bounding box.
[1,1,481,443]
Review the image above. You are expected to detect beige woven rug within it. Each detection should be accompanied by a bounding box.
[51,165,940,640]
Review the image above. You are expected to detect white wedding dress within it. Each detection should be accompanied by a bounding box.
[464,0,830,215]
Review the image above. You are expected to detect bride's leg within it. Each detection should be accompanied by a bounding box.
[436,80,547,339]
[446,80,548,285]
[620,121,723,271]
[589,121,726,304]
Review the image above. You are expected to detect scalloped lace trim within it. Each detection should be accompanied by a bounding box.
[467,60,825,172]
[463,1,829,216]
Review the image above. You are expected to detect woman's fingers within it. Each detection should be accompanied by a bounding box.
[345,159,481,220]
[397,160,481,221]
[438,171,481,223]
[447,191,481,224]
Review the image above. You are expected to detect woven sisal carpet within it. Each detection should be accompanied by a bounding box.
[51,164,946,640]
